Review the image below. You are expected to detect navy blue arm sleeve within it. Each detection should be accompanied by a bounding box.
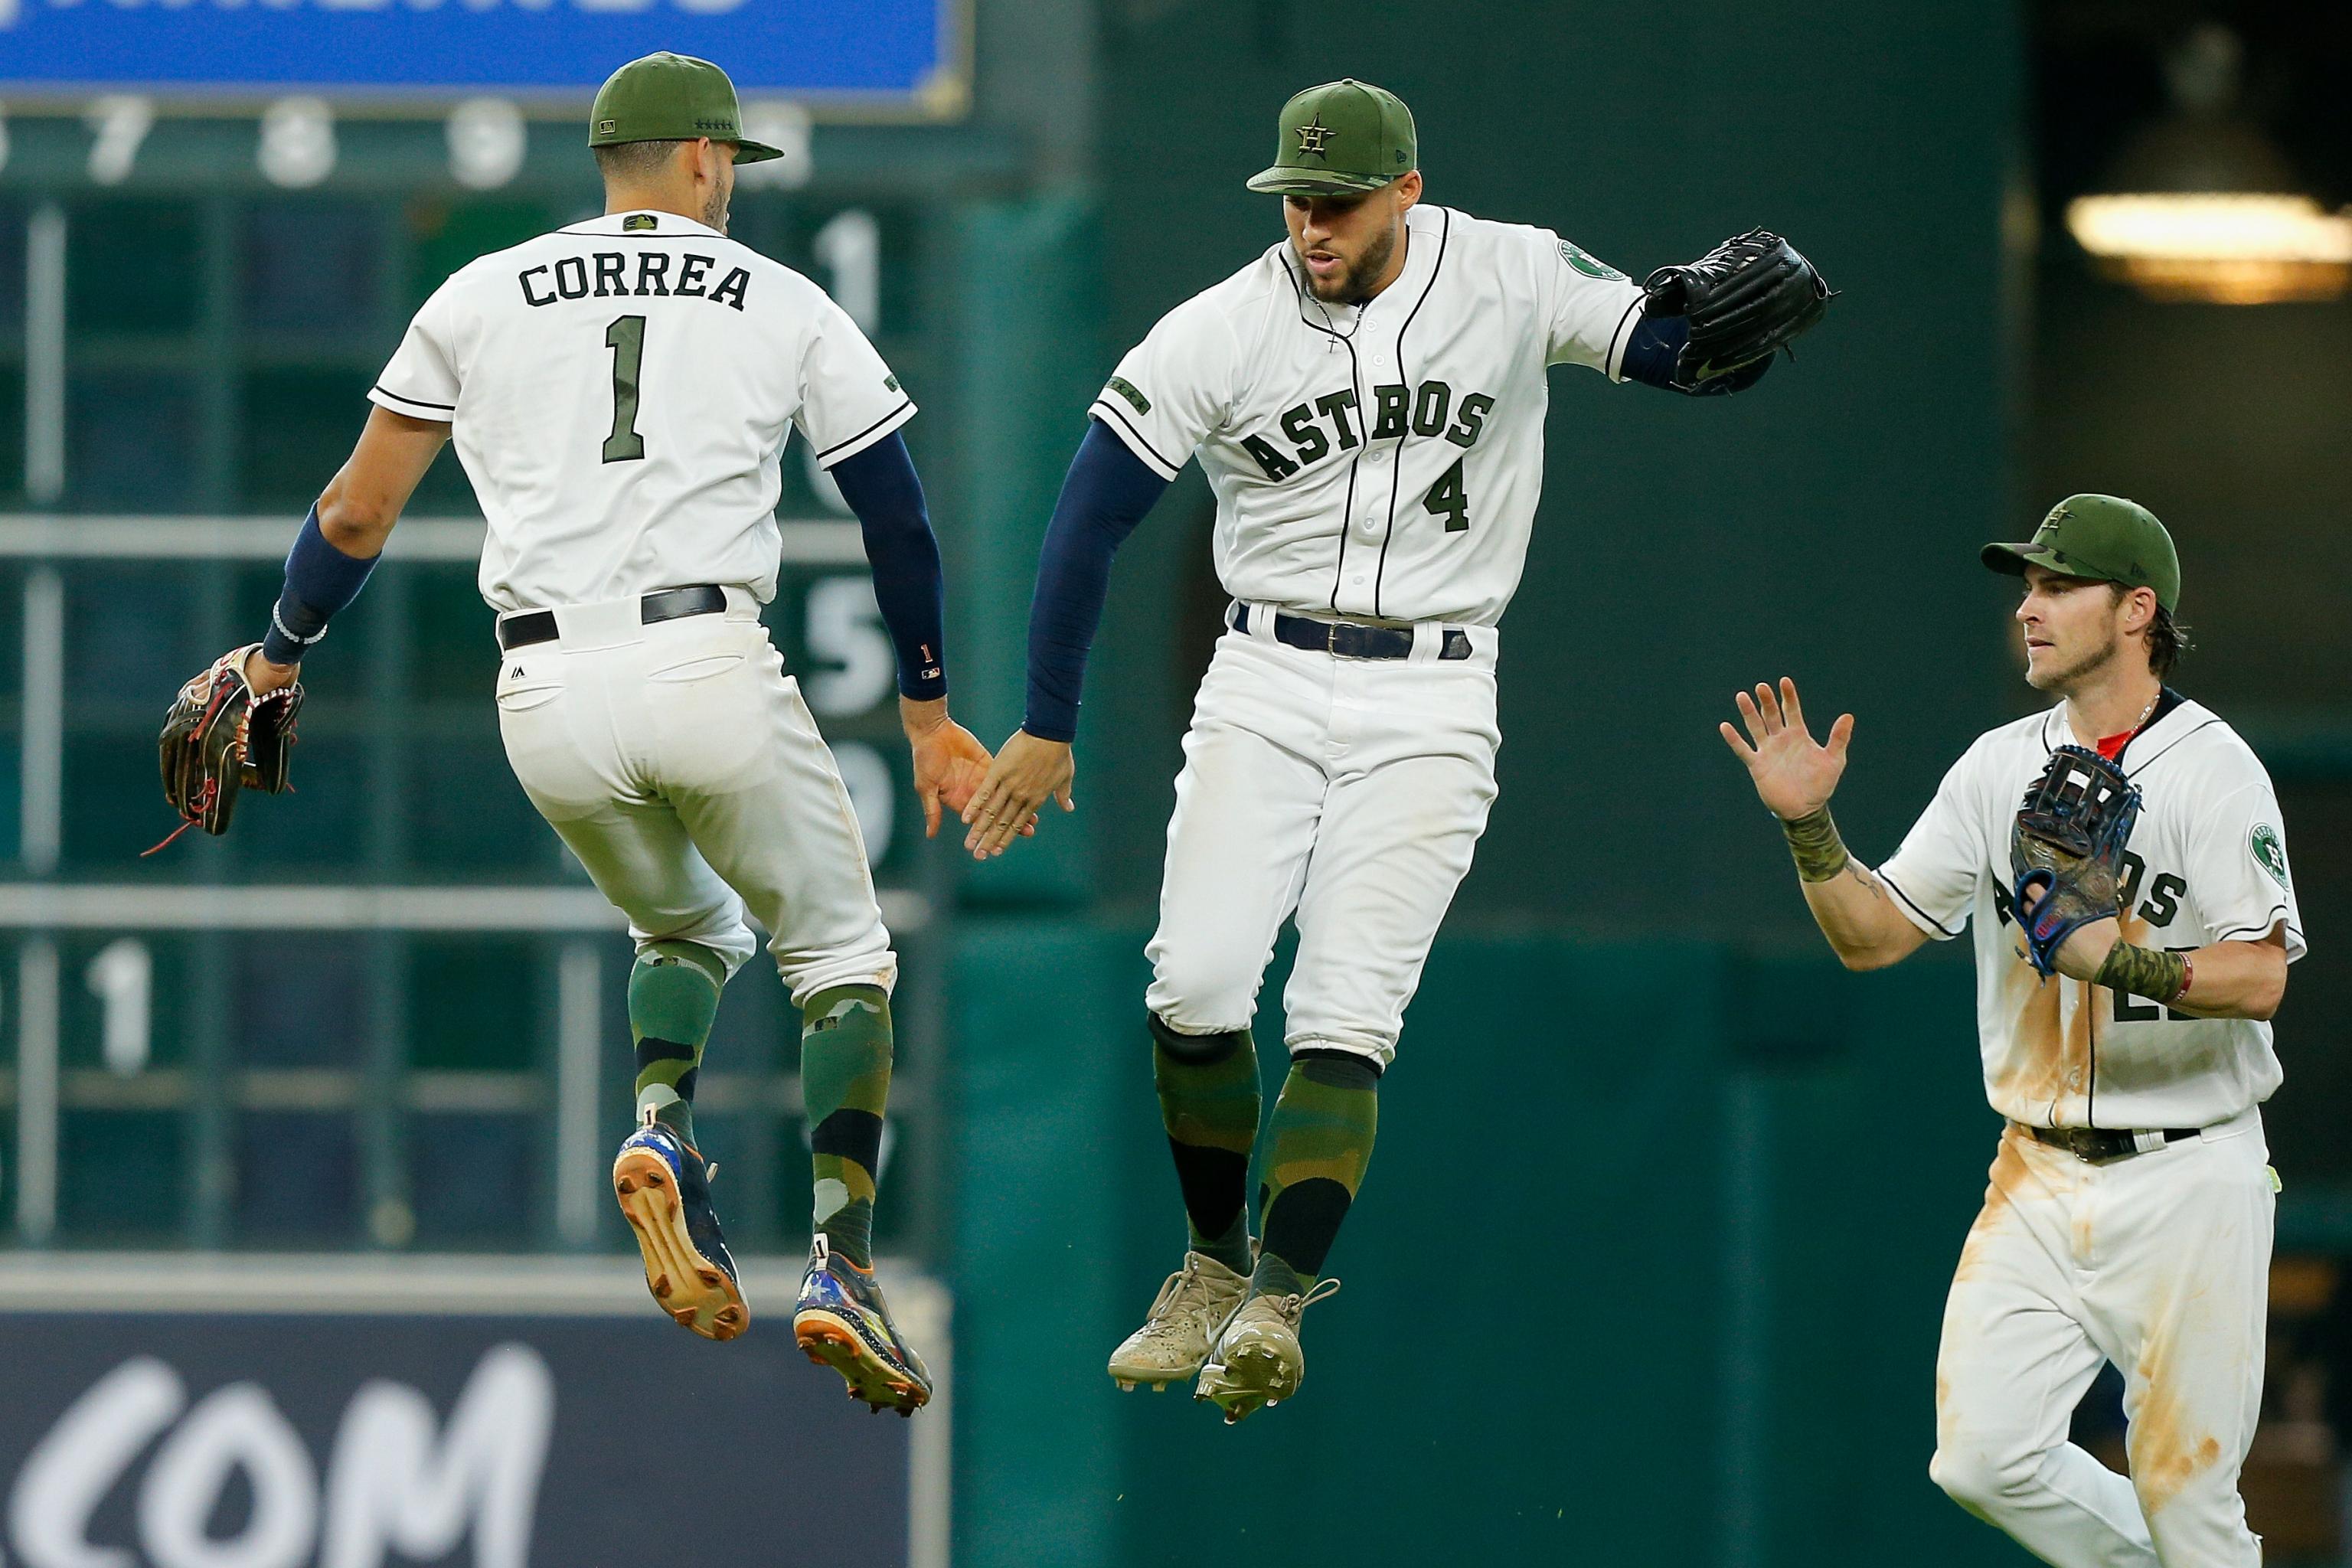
[1619,312,1772,396]
[260,505,380,666]
[1022,420,1173,743]
[830,431,948,701]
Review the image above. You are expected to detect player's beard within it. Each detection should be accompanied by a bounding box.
[2027,623,2121,695]
[1305,220,1400,305]
[702,170,733,234]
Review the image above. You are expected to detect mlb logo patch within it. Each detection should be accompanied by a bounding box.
[624,214,658,232]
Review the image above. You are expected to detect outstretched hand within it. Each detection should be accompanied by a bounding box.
[960,729,1075,860]
[1719,677,1854,822]
[902,697,1014,841]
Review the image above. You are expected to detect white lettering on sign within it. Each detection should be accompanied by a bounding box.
[319,1344,552,1568]
[3,1344,554,1568]
[139,1384,318,1568]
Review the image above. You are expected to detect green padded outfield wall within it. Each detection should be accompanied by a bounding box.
[949,928,2024,1568]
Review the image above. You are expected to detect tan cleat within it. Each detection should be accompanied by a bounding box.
[1194,1278,1341,1425]
[1107,1251,1251,1391]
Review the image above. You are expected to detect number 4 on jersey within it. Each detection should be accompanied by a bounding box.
[603,315,647,463]
[1424,458,1469,533]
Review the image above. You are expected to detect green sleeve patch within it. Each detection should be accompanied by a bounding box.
[1559,240,1627,282]
[1105,375,1152,416]
[2251,823,2291,889]
[884,373,900,393]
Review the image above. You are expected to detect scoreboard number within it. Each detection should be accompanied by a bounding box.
[257,97,337,190]
[85,937,153,1077]
[83,94,152,187]
[448,97,527,191]
[802,577,894,717]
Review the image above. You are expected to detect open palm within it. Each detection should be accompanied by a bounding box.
[1719,678,1854,821]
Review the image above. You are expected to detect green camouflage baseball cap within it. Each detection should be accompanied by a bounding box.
[1246,79,1417,196]
[589,53,782,165]
[1982,494,2181,612]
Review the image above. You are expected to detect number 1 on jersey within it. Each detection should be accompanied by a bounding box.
[1424,457,1470,533]
[603,315,647,463]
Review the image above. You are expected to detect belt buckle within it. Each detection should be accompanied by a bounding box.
[2067,1127,2128,1163]
[1325,622,1341,655]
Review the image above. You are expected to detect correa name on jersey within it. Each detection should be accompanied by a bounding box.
[518,251,752,312]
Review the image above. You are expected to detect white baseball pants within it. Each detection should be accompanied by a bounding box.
[492,588,896,1003]
[1930,1112,2275,1568]
[1145,609,1501,1068]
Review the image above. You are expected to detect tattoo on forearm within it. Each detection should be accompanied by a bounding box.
[1781,806,1851,884]
[2094,940,2189,1005]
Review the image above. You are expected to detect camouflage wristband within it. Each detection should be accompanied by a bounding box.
[2093,940,2189,1005]
[1780,805,1851,884]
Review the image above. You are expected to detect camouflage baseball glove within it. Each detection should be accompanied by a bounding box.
[1642,229,1834,391]
[2010,745,2141,979]
[155,645,301,846]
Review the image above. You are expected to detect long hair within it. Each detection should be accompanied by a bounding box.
[2145,604,2191,678]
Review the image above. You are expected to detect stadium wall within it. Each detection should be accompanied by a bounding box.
[947,923,2022,1568]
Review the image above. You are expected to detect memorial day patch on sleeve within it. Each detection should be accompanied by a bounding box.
[1106,375,1152,415]
[2251,823,2290,889]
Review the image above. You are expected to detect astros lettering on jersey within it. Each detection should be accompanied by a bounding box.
[372,209,913,612]
[1089,203,1647,626]
[1880,695,2305,1129]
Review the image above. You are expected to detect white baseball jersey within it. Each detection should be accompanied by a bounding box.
[1878,696,2305,1130]
[1088,203,1646,626]
[371,209,913,613]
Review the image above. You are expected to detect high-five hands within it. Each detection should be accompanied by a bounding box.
[901,696,1027,841]
[1719,677,1854,821]
[959,729,1076,860]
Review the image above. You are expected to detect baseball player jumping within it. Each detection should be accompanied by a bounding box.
[158,54,978,1414]
[1721,495,2303,1565]
[959,78,1832,1423]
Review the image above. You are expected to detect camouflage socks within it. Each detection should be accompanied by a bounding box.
[802,984,893,1269]
[629,942,725,1145]
[1148,1014,1261,1276]
[1253,1051,1379,1298]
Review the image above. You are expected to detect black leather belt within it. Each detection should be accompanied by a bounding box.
[1230,604,1473,662]
[2017,1122,2202,1164]
[498,584,727,652]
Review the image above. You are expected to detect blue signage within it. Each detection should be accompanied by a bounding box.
[0,0,959,108]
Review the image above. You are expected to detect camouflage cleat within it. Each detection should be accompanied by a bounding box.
[793,1234,933,1416]
[1194,1278,1341,1425]
[1107,1251,1251,1392]
[613,1114,747,1341]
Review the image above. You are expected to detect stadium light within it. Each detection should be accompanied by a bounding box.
[2066,22,2350,304]
[2066,193,2352,304]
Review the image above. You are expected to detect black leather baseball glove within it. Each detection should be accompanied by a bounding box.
[155,645,301,846]
[1642,229,1834,392]
[2010,745,2142,978]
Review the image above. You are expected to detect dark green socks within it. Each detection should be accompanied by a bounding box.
[1254,1051,1379,1298]
[1148,1014,1261,1276]
[630,942,725,1145]
[802,985,893,1269]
